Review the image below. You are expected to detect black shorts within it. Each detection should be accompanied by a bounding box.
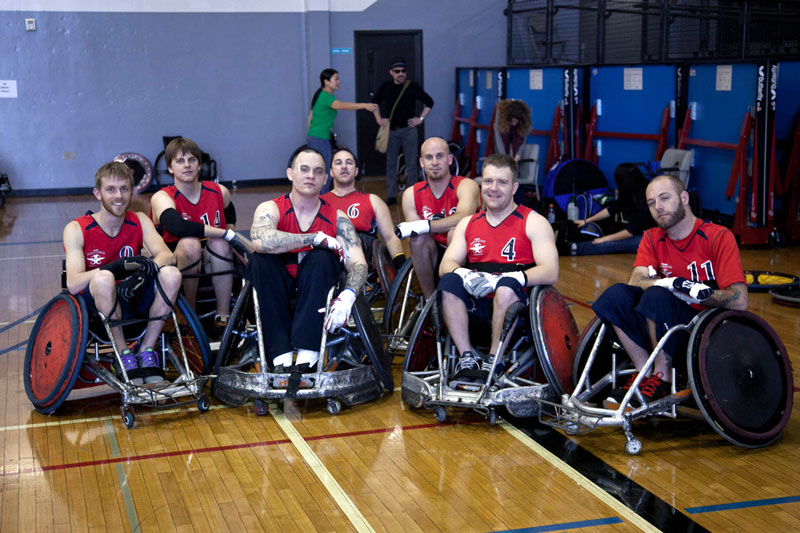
[80,278,158,321]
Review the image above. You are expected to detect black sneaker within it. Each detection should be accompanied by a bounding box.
[603,373,638,410]
[449,352,487,390]
[639,372,670,404]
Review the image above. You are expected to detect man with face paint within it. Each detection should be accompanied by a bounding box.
[592,174,748,408]
[63,162,182,384]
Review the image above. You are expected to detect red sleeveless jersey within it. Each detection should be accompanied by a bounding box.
[464,205,535,272]
[274,194,338,277]
[635,219,745,307]
[157,182,226,243]
[75,211,143,270]
[321,190,376,235]
[412,175,469,246]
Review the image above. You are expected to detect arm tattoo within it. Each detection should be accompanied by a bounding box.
[336,214,360,252]
[705,283,745,308]
[345,263,368,293]
[251,210,316,253]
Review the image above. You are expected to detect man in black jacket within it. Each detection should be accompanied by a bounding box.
[372,56,434,205]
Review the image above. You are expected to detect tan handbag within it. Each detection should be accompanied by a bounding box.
[375,81,410,154]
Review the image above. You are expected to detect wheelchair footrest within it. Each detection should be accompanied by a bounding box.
[536,398,602,435]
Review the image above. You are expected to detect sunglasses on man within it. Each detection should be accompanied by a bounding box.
[392,68,406,74]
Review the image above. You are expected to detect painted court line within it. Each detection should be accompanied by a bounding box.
[492,516,623,532]
[0,253,63,261]
[104,419,140,531]
[270,404,375,533]
[685,495,800,514]
[499,421,660,533]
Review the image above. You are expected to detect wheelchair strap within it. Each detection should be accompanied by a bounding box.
[206,246,234,263]
[179,258,203,273]
[286,372,302,398]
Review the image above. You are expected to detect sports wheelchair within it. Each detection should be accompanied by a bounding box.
[212,272,394,416]
[382,258,424,356]
[24,283,212,428]
[401,285,579,424]
[539,309,793,455]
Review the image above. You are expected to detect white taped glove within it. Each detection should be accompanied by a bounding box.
[654,277,713,304]
[394,219,431,239]
[312,231,346,262]
[323,288,357,332]
[498,271,527,289]
[454,268,495,298]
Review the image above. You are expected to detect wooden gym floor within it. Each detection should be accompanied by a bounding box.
[0,178,798,532]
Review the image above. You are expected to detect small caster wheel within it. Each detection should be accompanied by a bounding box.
[197,395,210,413]
[626,438,642,455]
[433,406,447,423]
[122,410,135,429]
[254,399,269,416]
[327,399,342,415]
[488,409,497,426]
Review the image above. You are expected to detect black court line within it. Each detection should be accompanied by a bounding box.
[0,239,62,247]
[507,416,711,533]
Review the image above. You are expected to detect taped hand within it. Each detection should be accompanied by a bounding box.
[654,276,713,304]
[394,219,431,239]
[454,268,495,298]
[323,288,357,332]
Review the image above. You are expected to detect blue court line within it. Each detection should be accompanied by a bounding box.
[686,495,800,514]
[491,517,623,532]
[0,239,62,247]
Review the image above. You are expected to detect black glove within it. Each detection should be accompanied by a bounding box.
[123,256,158,279]
[392,253,407,273]
[100,258,136,278]
[117,274,146,302]
[672,276,713,302]
[227,233,250,258]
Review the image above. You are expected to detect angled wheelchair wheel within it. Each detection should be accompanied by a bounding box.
[529,286,579,396]
[162,293,212,377]
[372,239,397,301]
[213,281,256,376]
[571,316,630,402]
[350,294,394,391]
[687,309,793,448]
[383,259,424,355]
[769,286,800,307]
[404,295,439,373]
[24,293,89,414]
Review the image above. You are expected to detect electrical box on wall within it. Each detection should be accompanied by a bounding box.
[25,18,36,31]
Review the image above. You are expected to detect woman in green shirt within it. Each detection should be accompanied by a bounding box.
[307,69,377,192]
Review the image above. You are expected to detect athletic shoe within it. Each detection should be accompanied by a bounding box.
[449,351,487,389]
[603,373,639,410]
[138,348,164,385]
[639,372,670,404]
[116,349,142,385]
[211,315,229,342]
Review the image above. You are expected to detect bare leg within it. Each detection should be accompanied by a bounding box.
[646,319,671,380]
[409,234,438,298]
[139,266,182,350]
[612,325,651,373]
[174,237,202,308]
[206,237,233,317]
[442,291,472,355]
[490,286,521,356]
[89,270,126,350]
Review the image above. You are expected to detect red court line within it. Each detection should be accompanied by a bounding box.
[0,420,477,477]
[562,294,593,310]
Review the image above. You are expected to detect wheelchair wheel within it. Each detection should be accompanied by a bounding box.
[744,270,799,293]
[351,294,394,391]
[383,259,424,355]
[571,316,631,402]
[24,293,89,414]
[687,309,793,448]
[213,280,256,376]
[404,295,439,373]
[769,286,800,307]
[529,286,579,396]
[162,293,212,376]
[372,239,397,301]
[113,152,153,194]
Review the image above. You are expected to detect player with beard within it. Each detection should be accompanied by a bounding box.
[321,147,406,271]
[592,174,748,407]
[63,162,182,384]
[437,154,558,386]
[394,136,480,298]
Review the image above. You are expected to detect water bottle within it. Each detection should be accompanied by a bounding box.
[547,204,556,224]
[567,197,579,221]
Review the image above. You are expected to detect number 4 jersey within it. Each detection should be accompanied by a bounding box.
[634,218,745,291]
[464,205,535,273]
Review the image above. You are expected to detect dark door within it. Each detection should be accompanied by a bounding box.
[355,31,423,176]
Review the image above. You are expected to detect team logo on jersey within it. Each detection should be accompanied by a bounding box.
[181,211,190,220]
[347,203,360,219]
[422,207,447,221]
[86,249,106,266]
[659,263,672,277]
[120,246,134,258]
[468,238,486,256]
